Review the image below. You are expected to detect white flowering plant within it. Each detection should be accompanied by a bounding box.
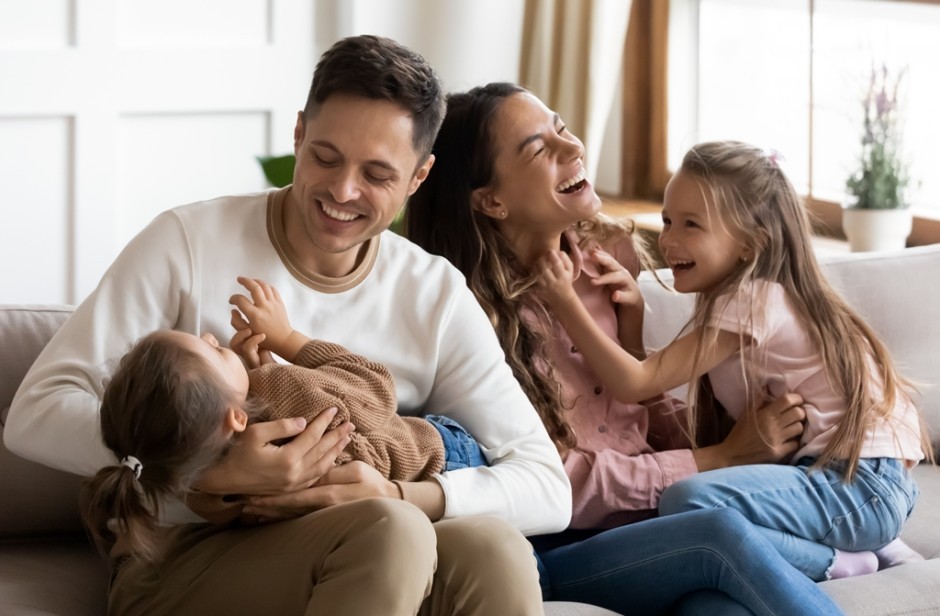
[845,64,910,210]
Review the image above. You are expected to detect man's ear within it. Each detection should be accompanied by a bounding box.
[225,408,249,435]
[293,111,305,152]
[472,187,505,220]
[407,154,435,195]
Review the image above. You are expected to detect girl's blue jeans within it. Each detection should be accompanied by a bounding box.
[532,508,842,616]
[659,457,919,581]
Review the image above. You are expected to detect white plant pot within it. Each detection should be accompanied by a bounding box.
[841,208,912,252]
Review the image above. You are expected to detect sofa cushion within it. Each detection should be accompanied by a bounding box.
[0,305,87,538]
[0,537,109,616]
[899,463,940,559]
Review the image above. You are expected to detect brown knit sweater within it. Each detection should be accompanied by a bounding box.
[187,340,445,524]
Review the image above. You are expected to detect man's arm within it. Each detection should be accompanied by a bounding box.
[417,280,572,535]
[6,208,345,500]
[5,211,193,476]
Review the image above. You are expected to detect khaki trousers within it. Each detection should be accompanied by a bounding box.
[109,498,543,616]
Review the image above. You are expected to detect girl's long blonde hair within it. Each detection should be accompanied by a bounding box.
[680,141,932,478]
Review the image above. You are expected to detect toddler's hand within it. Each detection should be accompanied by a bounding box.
[230,326,274,369]
[535,250,578,306]
[229,277,294,351]
[590,248,643,311]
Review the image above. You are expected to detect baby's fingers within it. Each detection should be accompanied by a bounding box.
[230,328,250,354]
[237,276,269,305]
[230,308,250,331]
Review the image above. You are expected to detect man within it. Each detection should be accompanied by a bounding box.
[6,35,570,615]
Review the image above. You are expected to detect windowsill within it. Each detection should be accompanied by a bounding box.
[599,195,849,267]
[600,194,940,261]
[804,199,940,248]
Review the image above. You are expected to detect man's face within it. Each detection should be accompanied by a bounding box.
[286,94,434,276]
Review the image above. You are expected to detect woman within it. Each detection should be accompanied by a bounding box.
[406,82,840,615]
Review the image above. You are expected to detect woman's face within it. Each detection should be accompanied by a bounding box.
[482,92,601,236]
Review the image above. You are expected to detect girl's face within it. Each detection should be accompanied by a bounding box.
[479,92,601,238]
[659,169,751,294]
[171,331,250,404]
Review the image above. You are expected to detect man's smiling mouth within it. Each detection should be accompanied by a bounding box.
[320,202,360,222]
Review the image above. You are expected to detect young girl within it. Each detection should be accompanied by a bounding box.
[537,140,932,582]
[79,276,485,562]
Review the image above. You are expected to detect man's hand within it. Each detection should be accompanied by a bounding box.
[196,408,354,495]
[242,461,398,520]
[693,393,805,471]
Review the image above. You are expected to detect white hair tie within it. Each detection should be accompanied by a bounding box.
[763,147,785,167]
[120,455,143,480]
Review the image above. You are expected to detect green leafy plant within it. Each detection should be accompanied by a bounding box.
[845,64,910,210]
[257,154,296,188]
[256,153,407,234]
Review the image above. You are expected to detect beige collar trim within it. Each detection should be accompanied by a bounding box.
[266,187,379,294]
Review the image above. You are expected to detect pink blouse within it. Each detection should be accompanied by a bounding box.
[550,230,698,529]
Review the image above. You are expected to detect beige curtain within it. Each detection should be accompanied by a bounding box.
[520,0,633,183]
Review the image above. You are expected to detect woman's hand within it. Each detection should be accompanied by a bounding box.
[693,393,806,471]
[242,461,399,521]
[535,250,578,307]
[195,408,355,496]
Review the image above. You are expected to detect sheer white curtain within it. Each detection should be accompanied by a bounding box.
[520,0,632,182]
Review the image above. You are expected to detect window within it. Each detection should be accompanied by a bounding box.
[667,0,940,230]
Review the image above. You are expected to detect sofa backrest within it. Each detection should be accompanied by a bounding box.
[639,243,940,452]
[1,244,938,538]
[0,305,85,538]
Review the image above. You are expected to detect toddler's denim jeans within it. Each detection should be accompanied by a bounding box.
[425,414,487,471]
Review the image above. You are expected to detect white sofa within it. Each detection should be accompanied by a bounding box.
[2,244,939,615]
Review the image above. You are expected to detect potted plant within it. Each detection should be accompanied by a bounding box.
[842,64,913,252]
[256,154,408,235]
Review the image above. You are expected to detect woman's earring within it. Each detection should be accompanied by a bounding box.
[500,210,508,219]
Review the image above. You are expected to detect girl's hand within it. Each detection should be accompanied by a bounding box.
[229,277,294,352]
[230,326,275,368]
[535,250,578,307]
[590,248,643,311]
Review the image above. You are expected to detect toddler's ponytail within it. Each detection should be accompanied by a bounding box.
[79,330,245,562]
[80,455,164,561]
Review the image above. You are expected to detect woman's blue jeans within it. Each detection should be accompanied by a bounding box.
[659,457,918,581]
[532,508,842,616]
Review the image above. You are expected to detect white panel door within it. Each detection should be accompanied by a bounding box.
[0,0,317,304]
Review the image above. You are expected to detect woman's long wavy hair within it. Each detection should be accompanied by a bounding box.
[79,332,254,562]
[407,82,645,453]
[679,141,933,478]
